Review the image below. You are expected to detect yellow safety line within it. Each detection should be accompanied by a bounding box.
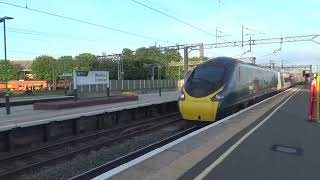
[194,87,301,180]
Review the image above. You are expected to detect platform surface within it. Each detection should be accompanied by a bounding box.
[0,95,73,106]
[97,85,318,180]
[187,85,319,180]
[0,95,72,103]
[33,95,138,110]
[0,91,178,132]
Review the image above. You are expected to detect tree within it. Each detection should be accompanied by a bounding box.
[123,60,149,80]
[189,56,209,61]
[165,49,181,61]
[31,55,56,81]
[0,60,19,81]
[56,56,74,76]
[161,49,182,79]
[96,59,118,79]
[135,46,161,63]
[122,48,134,59]
[74,53,97,70]
[189,57,200,61]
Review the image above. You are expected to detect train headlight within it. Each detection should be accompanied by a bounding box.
[212,93,224,101]
[178,91,185,101]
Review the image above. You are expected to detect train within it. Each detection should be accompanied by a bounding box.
[178,57,302,122]
[0,80,48,91]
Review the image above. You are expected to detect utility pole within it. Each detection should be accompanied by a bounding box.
[51,64,54,90]
[117,59,120,80]
[183,46,189,82]
[199,43,204,62]
[121,57,124,80]
[157,66,161,80]
[4,20,6,63]
[216,27,218,44]
[117,56,123,80]
[241,25,244,47]
[269,60,272,68]
[152,66,155,80]
[0,16,14,115]
[51,61,57,91]
[249,36,252,52]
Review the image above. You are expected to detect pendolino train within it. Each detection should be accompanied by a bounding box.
[178,57,301,122]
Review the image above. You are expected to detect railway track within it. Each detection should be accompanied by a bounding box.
[68,87,300,180]
[0,112,183,179]
[70,125,201,180]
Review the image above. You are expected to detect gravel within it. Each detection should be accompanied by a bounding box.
[17,122,188,180]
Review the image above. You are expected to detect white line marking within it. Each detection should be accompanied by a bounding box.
[194,87,301,180]
[92,87,300,180]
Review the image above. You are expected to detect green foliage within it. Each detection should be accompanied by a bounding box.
[95,59,118,79]
[74,53,97,71]
[31,55,56,81]
[0,60,19,81]
[189,56,210,61]
[28,46,206,81]
[189,57,200,61]
[123,60,149,80]
[120,46,183,80]
[122,48,134,59]
[56,56,74,75]
[162,49,182,79]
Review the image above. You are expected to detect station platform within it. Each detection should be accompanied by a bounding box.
[0,91,178,132]
[95,85,319,180]
[0,95,73,107]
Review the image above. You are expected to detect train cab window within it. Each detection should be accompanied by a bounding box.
[189,66,225,84]
[185,66,225,97]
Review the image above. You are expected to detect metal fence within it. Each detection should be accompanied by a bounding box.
[77,79,184,93]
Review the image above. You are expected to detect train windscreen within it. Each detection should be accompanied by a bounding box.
[185,66,225,98]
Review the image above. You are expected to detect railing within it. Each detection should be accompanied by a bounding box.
[77,79,184,93]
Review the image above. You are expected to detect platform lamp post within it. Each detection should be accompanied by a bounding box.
[152,65,162,96]
[158,66,162,96]
[0,16,14,115]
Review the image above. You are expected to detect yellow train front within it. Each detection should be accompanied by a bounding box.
[178,57,281,122]
[178,86,224,122]
[178,57,227,122]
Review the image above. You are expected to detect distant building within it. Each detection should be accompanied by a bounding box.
[11,60,33,80]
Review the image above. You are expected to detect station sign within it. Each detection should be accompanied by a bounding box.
[74,70,109,87]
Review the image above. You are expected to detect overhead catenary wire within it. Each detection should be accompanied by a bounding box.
[143,0,169,12]
[130,0,216,37]
[0,1,172,43]
[8,27,98,39]
[4,28,106,42]
[243,26,266,36]
[215,27,231,44]
[0,27,156,45]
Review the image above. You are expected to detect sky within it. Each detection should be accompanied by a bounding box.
[0,0,319,68]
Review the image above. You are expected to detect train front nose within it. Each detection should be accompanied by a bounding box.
[179,63,225,122]
[178,91,220,122]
